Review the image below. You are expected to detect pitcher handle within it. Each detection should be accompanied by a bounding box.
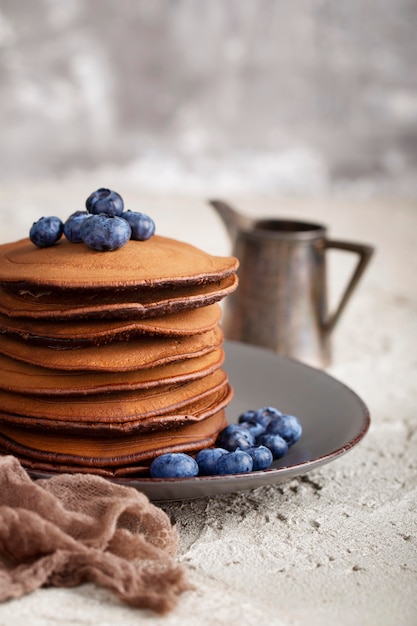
[324,239,375,333]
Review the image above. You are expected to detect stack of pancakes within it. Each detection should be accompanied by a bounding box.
[0,235,238,477]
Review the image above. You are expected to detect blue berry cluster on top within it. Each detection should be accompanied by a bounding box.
[29,188,155,251]
[149,406,302,478]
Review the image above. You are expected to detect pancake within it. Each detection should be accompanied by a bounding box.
[0,348,225,395]
[0,236,238,289]
[0,369,229,426]
[0,221,239,477]
[0,325,223,371]
[0,382,232,435]
[0,304,222,346]
[0,274,237,320]
[0,408,228,476]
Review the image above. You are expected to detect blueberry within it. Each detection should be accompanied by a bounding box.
[30,216,64,248]
[86,188,124,216]
[216,450,253,475]
[195,447,228,475]
[63,211,90,243]
[239,419,266,439]
[246,445,274,471]
[238,409,258,424]
[123,211,155,241]
[256,433,288,459]
[216,424,255,451]
[255,406,283,428]
[150,453,199,478]
[80,214,131,251]
[266,414,303,445]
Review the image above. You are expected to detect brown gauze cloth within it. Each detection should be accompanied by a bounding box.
[0,455,191,613]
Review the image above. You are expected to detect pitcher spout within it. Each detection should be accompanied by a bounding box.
[208,199,253,243]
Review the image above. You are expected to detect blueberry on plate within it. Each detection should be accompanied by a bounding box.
[30,216,64,248]
[256,433,289,459]
[216,424,255,451]
[238,410,258,425]
[255,406,283,428]
[239,418,266,439]
[150,453,199,478]
[63,211,90,243]
[86,188,124,216]
[246,445,274,471]
[216,450,253,475]
[195,447,228,476]
[80,214,131,251]
[266,414,303,445]
[123,210,155,241]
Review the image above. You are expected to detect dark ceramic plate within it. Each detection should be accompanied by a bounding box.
[112,340,370,501]
[29,341,370,501]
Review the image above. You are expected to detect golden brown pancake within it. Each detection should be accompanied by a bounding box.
[0,304,222,346]
[0,325,223,371]
[0,408,228,475]
[0,368,229,426]
[0,382,232,435]
[0,236,239,289]
[0,275,237,320]
[0,230,238,477]
[0,348,225,395]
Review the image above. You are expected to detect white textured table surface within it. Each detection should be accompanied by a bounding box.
[0,179,416,626]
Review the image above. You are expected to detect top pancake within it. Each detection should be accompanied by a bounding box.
[0,236,238,289]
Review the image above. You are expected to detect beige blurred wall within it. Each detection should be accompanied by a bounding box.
[0,0,416,194]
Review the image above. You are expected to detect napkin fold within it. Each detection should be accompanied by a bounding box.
[0,455,190,613]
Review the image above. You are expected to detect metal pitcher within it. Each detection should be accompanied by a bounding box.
[209,199,374,368]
